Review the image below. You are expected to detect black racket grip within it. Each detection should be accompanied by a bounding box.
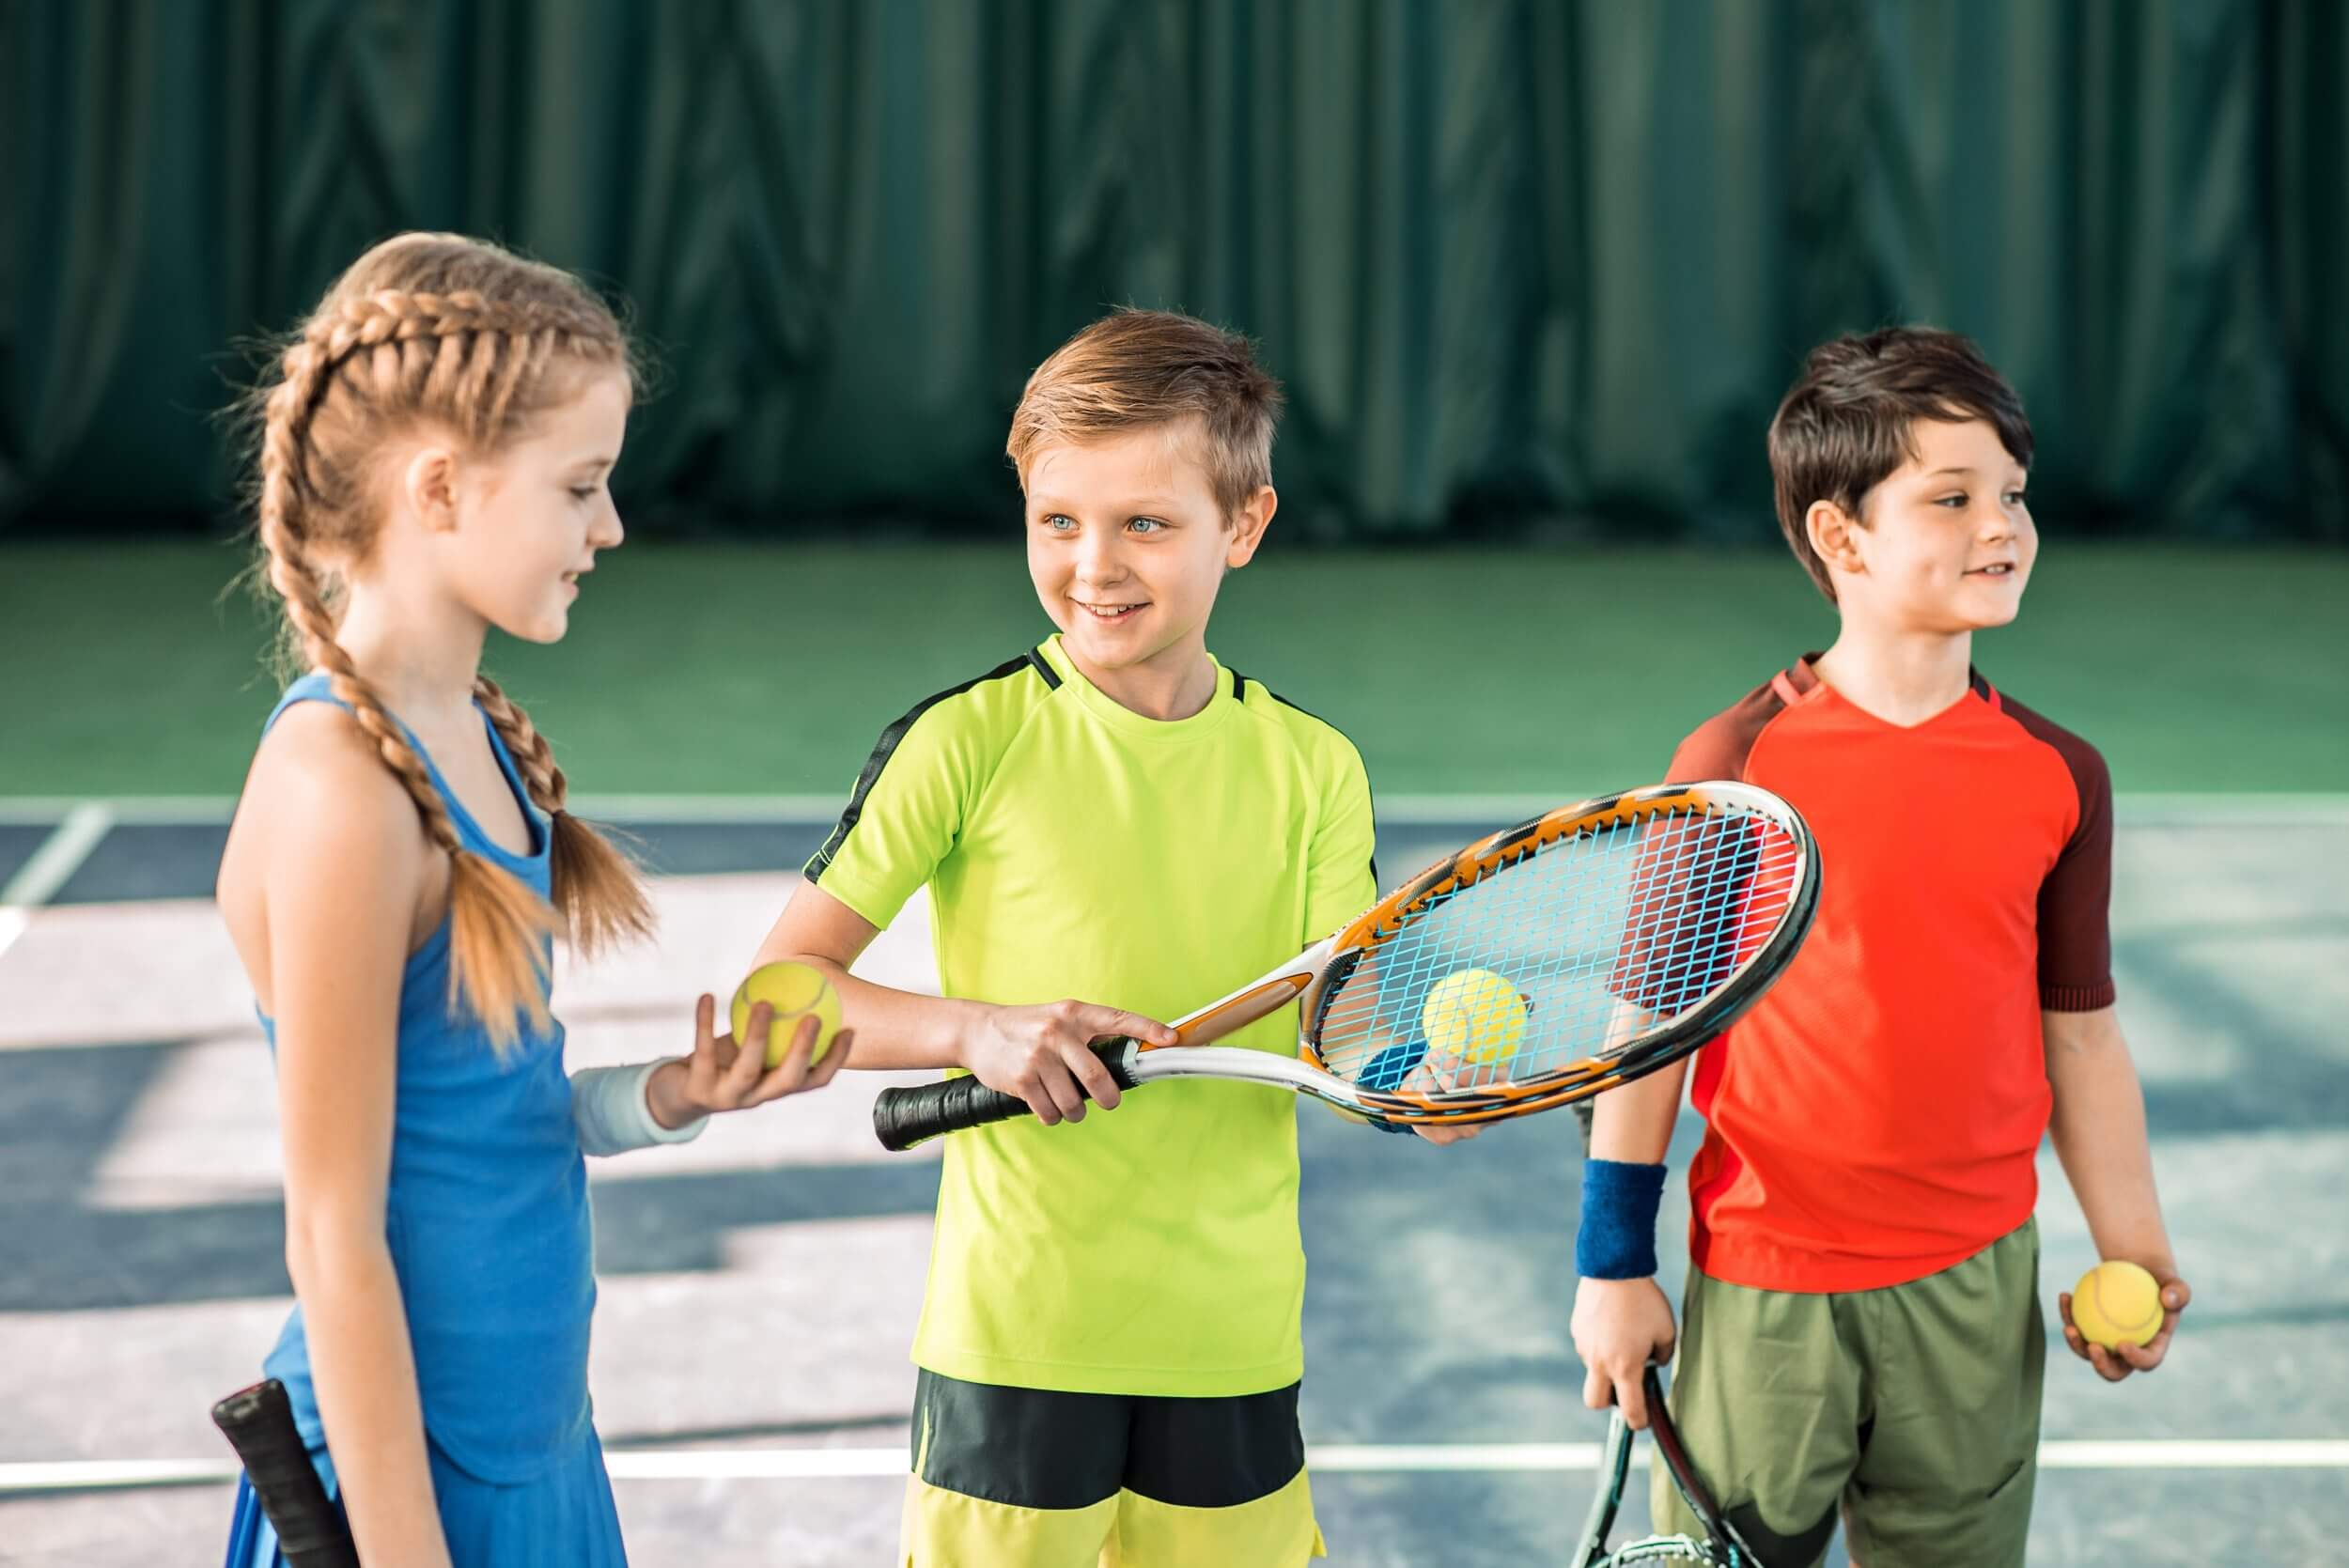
[873,1040,1143,1151]
[211,1379,359,1568]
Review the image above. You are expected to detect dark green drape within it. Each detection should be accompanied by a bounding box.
[5,0,2342,539]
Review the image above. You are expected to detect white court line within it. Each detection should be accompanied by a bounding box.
[567,794,853,823]
[2036,1440,2349,1469]
[0,797,231,826]
[1,793,2343,829]
[0,803,114,962]
[0,795,857,826]
[8,1439,2349,1494]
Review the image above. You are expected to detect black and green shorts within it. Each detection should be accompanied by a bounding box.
[899,1369,1323,1567]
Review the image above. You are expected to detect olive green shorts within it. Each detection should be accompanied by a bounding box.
[1653,1220,2045,1568]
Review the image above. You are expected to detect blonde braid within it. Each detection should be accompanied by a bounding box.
[473,675,656,957]
[255,298,561,1048]
[257,338,465,863]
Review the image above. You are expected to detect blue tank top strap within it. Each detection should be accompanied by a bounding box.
[262,672,340,731]
[263,675,548,868]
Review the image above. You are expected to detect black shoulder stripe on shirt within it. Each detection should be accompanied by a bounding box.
[1261,684,1379,890]
[1227,669,1251,704]
[805,652,1045,884]
[1024,647,1061,690]
[1258,683,1342,733]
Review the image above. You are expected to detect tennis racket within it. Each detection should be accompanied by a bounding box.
[211,1379,358,1568]
[1572,1364,1776,1566]
[873,781,1817,1151]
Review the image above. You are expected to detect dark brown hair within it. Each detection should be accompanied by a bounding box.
[1767,327,2033,601]
[1008,309,1283,519]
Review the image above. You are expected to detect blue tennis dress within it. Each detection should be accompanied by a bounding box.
[225,675,626,1567]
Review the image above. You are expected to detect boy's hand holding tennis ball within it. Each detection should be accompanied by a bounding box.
[649,961,857,1126]
[2060,1257,2191,1381]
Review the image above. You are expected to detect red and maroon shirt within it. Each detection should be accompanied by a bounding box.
[1671,657,2115,1293]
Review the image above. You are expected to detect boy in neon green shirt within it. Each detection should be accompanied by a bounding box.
[755,309,1470,1565]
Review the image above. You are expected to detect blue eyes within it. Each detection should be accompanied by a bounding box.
[1040,516,1166,534]
[1935,493,2028,509]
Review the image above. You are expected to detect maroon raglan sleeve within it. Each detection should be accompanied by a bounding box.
[2005,696,2118,1011]
[1664,681,1782,784]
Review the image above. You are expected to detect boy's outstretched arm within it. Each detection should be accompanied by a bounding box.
[1568,1010,1688,1430]
[754,879,1175,1125]
[2045,1004,2191,1380]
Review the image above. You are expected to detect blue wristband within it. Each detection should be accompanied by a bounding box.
[1576,1158,1668,1279]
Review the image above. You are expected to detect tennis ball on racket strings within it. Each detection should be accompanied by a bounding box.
[729,960,842,1069]
[2071,1260,2164,1349]
[1422,968,1529,1065]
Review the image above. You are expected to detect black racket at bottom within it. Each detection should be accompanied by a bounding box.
[211,1379,358,1568]
[1572,1364,1788,1567]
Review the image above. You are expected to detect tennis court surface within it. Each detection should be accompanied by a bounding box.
[3,794,2344,1565]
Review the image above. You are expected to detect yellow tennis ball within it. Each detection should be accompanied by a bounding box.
[1421,968,1529,1065]
[2072,1260,2164,1349]
[729,960,842,1069]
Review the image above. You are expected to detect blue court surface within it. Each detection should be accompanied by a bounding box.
[1,800,2344,1565]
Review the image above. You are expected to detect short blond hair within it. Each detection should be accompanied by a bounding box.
[1007,309,1283,518]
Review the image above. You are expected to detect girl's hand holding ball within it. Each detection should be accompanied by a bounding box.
[649,962,855,1126]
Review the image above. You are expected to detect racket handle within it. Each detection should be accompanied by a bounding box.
[210,1379,359,1567]
[873,1040,1143,1152]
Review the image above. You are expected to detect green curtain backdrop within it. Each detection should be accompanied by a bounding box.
[5,0,2342,539]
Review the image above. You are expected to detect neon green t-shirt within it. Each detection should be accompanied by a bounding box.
[805,634,1378,1396]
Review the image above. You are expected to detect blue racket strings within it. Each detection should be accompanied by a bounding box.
[1319,804,1804,1094]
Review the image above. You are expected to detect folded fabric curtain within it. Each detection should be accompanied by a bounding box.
[5,0,2341,540]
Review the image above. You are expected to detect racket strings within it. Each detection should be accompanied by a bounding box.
[1323,811,1788,1088]
[1612,818,1782,1018]
[1314,804,1804,1094]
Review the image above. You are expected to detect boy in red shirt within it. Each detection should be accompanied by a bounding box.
[1572,329,2191,1567]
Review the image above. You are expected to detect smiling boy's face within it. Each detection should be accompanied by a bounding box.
[1022,418,1271,691]
[1820,416,2036,633]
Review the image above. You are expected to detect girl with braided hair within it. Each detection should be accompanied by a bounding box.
[214,233,852,1567]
